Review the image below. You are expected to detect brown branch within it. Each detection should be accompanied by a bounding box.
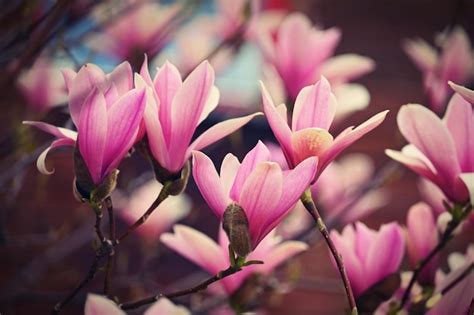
[103,197,116,296]
[301,190,358,314]
[115,182,171,243]
[441,262,473,296]
[120,265,242,310]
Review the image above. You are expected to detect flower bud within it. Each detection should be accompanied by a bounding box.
[223,203,252,257]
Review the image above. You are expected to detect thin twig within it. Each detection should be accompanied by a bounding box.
[441,262,473,296]
[104,197,116,296]
[398,203,472,310]
[301,190,358,313]
[120,265,242,310]
[116,182,171,243]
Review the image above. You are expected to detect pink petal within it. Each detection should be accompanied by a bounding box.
[230,141,271,202]
[321,54,375,85]
[403,38,438,73]
[102,88,146,176]
[365,222,405,290]
[459,173,474,204]
[36,138,76,175]
[398,104,461,193]
[259,156,318,238]
[220,153,240,198]
[189,112,262,153]
[292,77,335,131]
[144,298,190,315]
[139,55,154,86]
[154,61,182,143]
[260,81,293,164]
[439,27,472,85]
[192,151,228,218]
[78,88,108,185]
[84,294,124,315]
[23,121,77,140]
[168,61,215,172]
[198,85,220,124]
[106,61,133,95]
[319,110,388,174]
[448,81,474,104]
[258,241,308,274]
[68,64,107,126]
[239,162,283,247]
[444,94,473,172]
[61,68,76,93]
[386,146,439,184]
[160,225,227,275]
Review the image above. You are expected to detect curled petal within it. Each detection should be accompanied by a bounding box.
[37,138,75,175]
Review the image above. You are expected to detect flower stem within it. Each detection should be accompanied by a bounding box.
[120,265,243,310]
[115,181,171,243]
[397,202,472,311]
[301,189,358,314]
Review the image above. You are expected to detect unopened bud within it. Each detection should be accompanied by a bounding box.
[223,203,252,257]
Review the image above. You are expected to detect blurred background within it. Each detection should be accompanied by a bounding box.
[0,0,473,314]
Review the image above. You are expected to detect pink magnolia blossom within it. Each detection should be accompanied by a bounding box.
[161,224,308,295]
[192,141,317,248]
[330,222,405,297]
[136,59,261,174]
[89,0,182,61]
[404,27,473,113]
[23,62,145,186]
[428,245,474,315]
[258,12,375,102]
[116,180,191,242]
[16,57,68,112]
[261,77,388,180]
[386,93,473,204]
[405,202,439,285]
[84,294,190,315]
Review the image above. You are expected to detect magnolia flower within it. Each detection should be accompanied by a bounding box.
[84,294,190,315]
[24,62,144,188]
[428,246,474,315]
[161,224,308,295]
[405,202,439,285]
[136,59,261,174]
[404,27,473,113]
[116,180,191,242]
[258,12,374,108]
[261,77,388,180]
[386,93,473,204]
[330,222,405,297]
[88,0,182,61]
[192,141,317,249]
[16,57,68,112]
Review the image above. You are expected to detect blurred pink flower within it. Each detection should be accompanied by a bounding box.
[386,93,473,204]
[404,27,473,113]
[16,57,68,112]
[89,1,182,61]
[161,224,308,295]
[116,180,191,242]
[405,202,439,284]
[84,294,190,315]
[330,222,405,297]
[258,12,375,102]
[24,62,144,186]
[428,245,474,315]
[136,60,261,174]
[261,77,388,180]
[192,141,317,248]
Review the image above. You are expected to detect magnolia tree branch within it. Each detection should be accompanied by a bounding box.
[104,197,116,296]
[301,190,358,314]
[120,265,243,310]
[116,181,171,243]
[398,203,472,311]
